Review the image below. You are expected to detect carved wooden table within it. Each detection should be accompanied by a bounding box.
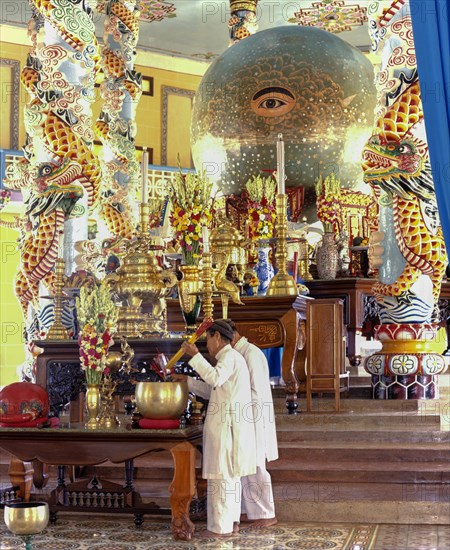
[167,295,310,413]
[35,295,310,414]
[0,425,202,540]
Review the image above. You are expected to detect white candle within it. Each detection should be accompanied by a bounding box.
[202,226,209,253]
[277,133,285,195]
[141,147,149,203]
[58,230,64,259]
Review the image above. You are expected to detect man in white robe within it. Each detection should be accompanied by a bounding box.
[172,319,256,538]
[229,321,279,528]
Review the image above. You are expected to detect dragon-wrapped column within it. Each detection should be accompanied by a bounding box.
[361,0,448,399]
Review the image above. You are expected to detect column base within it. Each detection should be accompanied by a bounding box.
[371,374,438,400]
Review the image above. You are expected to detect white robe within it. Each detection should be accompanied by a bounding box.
[188,344,257,480]
[233,337,278,464]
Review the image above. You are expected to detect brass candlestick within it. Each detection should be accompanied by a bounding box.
[47,258,69,339]
[298,237,313,281]
[201,251,214,320]
[267,194,298,296]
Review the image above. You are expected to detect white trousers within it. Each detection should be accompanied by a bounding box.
[207,477,241,534]
[241,465,276,520]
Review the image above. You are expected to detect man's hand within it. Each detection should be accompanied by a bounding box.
[171,373,188,382]
[182,341,199,357]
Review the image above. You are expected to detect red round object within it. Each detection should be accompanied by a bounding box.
[0,382,49,426]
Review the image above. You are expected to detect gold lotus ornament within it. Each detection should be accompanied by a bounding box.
[135,381,189,420]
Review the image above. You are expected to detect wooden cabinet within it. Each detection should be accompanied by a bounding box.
[306,298,349,412]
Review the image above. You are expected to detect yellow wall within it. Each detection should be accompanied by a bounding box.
[0,41,29,150]
[0,35,203,385]
[0,213,24,386]
[0,40,202,162]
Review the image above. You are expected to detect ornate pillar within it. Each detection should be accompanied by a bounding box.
[1,1,102,378]
[229,0,259,45]
[95,0,143,239]
[362,0,448,399]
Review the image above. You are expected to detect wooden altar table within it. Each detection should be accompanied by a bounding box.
[0,425,202,541]
[35,295,310,414]
[167,295,310,413]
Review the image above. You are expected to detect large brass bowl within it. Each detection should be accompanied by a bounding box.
[4,502,49,535]
[135,381,188,420]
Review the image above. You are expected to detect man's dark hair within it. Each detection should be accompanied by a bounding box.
[207,319,234,342]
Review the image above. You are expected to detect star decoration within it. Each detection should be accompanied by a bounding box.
[289,0,368,34]
[136,1,177,23]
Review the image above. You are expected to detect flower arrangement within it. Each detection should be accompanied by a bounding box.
[245,175,277,240]
[315,172,343,233]
[169,161,213,265]
[76,281,118,385]
[0,189,11,211]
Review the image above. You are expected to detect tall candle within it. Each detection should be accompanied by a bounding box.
[141,147,149,203]
[58,230,64,259]
[292,251,298,282]
[276,133,285,195]
[202,226,209,253]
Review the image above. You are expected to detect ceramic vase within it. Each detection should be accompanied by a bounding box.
[254,246,274,295]
[316,232,339,280]
[85,384,101,429]
[178,265,202,334]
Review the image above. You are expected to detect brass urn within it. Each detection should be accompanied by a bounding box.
[211,220,247,280]
[135,381,189,420]
[210,220,246,311]
[108,204,177,337]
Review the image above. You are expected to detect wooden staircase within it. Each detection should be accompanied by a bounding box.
[271,396,449,524]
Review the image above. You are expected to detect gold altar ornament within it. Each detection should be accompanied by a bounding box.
[267,193,298,296]
[135,381,189,420]
[109,202,177,338]
[47,257,69,340]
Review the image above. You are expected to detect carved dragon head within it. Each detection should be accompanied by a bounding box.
[361,135,434,203]
[26,160,85,217]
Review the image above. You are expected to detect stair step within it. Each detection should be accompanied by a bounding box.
[274,412,442,427]
[276,428,450,444]
[276,445,449,463]
[271,481,449,502]
[274,499,450,524]
[269,467,450,484]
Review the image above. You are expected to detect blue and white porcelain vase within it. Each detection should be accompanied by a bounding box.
[254,246,274,295]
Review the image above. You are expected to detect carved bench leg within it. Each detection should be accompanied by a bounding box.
[8,456,33,502]
[169,442,196,541]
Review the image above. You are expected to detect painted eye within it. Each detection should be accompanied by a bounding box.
[251,87,296,117]
[39,164,53,177]
[398,144,410,154]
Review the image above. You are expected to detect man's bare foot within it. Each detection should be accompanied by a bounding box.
[246,517,278,529]
[233,522,240,533]
[240,513,250,522]
[197,529,233,539]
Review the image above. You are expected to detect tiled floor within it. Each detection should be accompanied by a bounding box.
[0,515,449,550]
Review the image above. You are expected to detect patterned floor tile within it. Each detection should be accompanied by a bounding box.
[0,516,447,549]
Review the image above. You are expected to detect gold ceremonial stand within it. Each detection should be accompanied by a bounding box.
[267,194,298,296]
[47,258,69,340]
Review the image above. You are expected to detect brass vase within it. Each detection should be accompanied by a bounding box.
[178,265,202,334]
[85,384,101,429]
